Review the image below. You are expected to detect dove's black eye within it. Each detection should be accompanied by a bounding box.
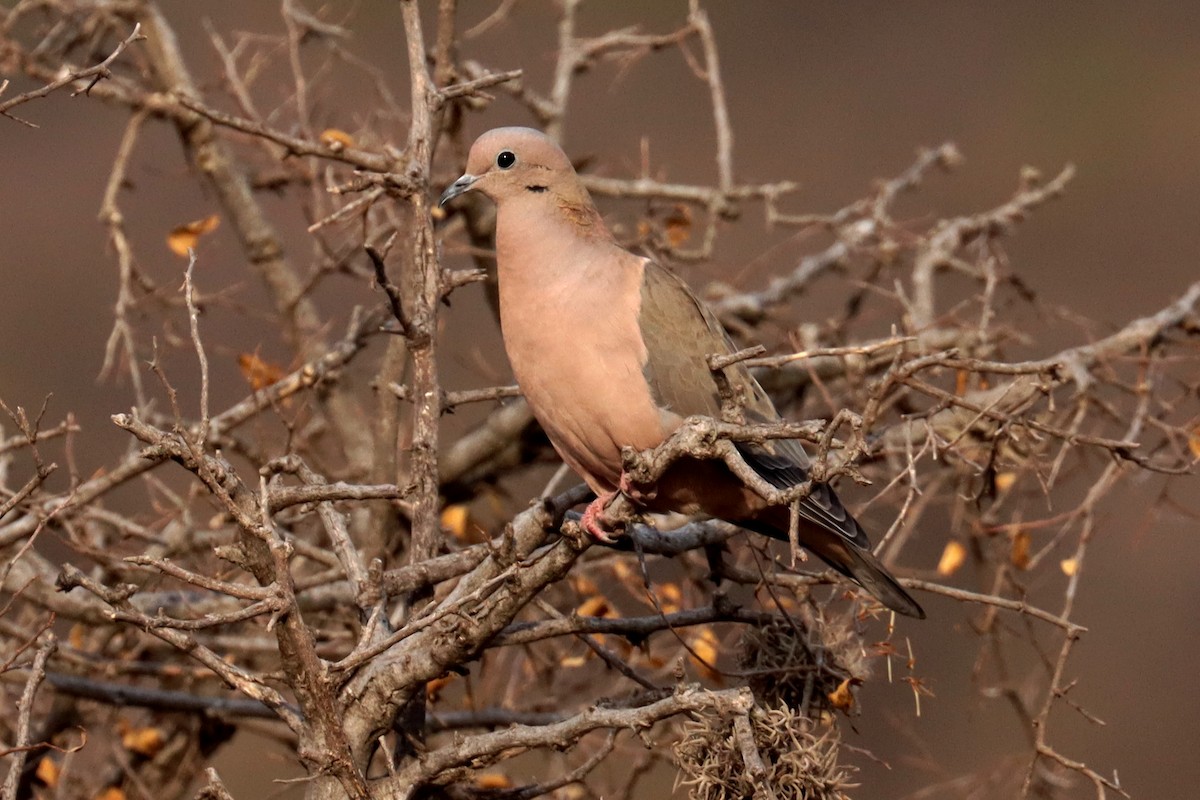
[496,150,516,169]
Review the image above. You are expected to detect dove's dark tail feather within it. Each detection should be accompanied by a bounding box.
[740,506,926,619]
[818,535,926,619]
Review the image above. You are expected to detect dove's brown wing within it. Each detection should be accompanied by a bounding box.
[636,260,924,618]
[636,259,870,550]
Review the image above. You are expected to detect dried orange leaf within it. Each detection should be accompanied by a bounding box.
[1011,529,1032,570]
[664,204,692,247]
[95,789,126,800]
[571,575,600,596]
[954,368,969,396]
[936,541,966,576]
[559,785,588,800]
[35,756,59,787]
[689,627,722,683]
[658,582,682,614]
[575,596,609,618]
[994,471,1017,493]
[426,675,453,702]
[1189,426,1200,459]
[440,504,471,541]
[237,353,285,391]
[559,654,586,668]
[166,214,220,257]
[690,629,718,661]
[68,623,87,650]
[1060,558,1078,576]
[122,726,165,757]
[827,678,855,712]
[769,593,798,613]
[319,128,356,150]
[475,774,512,790]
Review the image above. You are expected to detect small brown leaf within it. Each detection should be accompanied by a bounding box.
[689,627,722,684]
[827,678,855,712]
[122,725,165,757]
[664,204,692,247]
[1011,529,1032,570]
[575,595,609,618]
[1188,426,1200,459]
[68,623,87,650]
[610,560,634,585]
[95,788,126,800]
[571,575,600,596]
[936,541,966,576]
[657,582,682,614]
[319,128,356,151]
[954,368,970,396]
[35,756,58,787]
[994,471,1017,493]
[559,785,588,800]
[166,214,220,257]
[237,352,286,391]
[1060,558,1078,576]
[426,675,453,702]
[475,773,512,790]
[440,504,471,541]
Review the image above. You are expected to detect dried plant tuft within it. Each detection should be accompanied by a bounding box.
[675,702,856,800]
[739,611,871,713]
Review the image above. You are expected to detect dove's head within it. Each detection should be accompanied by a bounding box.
[439,127,584,208]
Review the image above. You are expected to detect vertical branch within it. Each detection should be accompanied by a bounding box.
[183,252,210,437]
[97,109,149,409]
[0,631,56,800]
[398,0,445,569]
[281,0,316,143]
[545,0,581,142]
[433,0,460,89]
[350,0,450,768]
[688,0,733,193]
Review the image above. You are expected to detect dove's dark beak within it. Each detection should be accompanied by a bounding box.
[439,174,478,206]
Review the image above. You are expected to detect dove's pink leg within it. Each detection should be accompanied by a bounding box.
[580,490,619,543]
[579,475,642,543]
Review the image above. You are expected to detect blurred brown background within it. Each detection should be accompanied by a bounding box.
[2,1,1197,797]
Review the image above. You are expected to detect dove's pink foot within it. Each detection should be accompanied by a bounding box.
[580,490,619,543]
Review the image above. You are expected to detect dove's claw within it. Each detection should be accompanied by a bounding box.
[580,490,620,543]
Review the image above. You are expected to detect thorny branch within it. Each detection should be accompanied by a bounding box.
[0,22,144,126]
[0,3,1195,800]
